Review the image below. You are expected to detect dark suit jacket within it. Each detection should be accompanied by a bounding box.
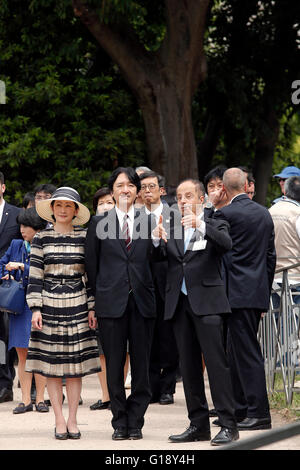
[148,204,181,300]
[214,194,276,310]
[0,202,21,258]
[85,207,156,319]
[155,213,232,320]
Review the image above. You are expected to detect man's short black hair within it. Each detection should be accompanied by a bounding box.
[16,207,47,230]
[204,165,227,192]
[238,166,255,184]
[0,172,4,185]
[139,171,165,188]
[108,167,141,193]
[34,183,56,196]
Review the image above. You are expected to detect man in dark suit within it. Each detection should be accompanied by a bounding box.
[139,171,179,406]
[0,172,21,403]
[153,179,238,446]
[85,167,156,441]
[215,168,276,431]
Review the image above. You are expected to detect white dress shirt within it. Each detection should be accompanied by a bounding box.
[115,204,135,238]
[0,199,5,224]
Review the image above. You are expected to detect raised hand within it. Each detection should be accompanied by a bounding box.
[153,214,168,243]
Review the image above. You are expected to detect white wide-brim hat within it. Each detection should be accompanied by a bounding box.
[36,187,90,226]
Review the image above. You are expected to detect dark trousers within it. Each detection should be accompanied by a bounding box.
[172,294,236,430]
[227,308,270,419]
[149,288,179,399]
[99,293,155,430]
[0,312,16,391]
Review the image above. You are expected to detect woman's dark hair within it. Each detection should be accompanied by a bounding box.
[22,192,35,209]
[92,187,111,213]
[107,167,141,193]
[16,207,47,230]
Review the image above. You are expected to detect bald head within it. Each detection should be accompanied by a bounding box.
[223,168,247,196]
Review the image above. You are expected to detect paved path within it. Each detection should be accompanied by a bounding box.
[0,370,299,451]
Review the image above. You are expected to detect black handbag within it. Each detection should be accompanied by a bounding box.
[0,267,25,315]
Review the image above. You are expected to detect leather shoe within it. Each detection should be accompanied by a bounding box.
[128,428,143,440]
[211,427,239,446]
[55,428,68,440]
[169,425,211,443]
[90,399,111,410]
[13,402,33,414]
[159,393,174,405]
[0,388,13,403]
[112,428,128,440]
[237,417,271,431]
[67,428,81,439]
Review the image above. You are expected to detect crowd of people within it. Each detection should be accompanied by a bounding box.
[0,163,299,446]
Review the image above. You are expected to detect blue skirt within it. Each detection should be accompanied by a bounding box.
[8,303,32,350]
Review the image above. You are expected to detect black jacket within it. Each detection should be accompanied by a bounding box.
[155,213,232,320]
[214,194,276,310]
[0,201,21,258]
[85,207,156,319]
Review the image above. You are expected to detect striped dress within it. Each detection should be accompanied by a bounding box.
[25,227,101,378]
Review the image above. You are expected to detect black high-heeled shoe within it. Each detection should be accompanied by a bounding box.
[67,428,81,439]
[54,428,68,440]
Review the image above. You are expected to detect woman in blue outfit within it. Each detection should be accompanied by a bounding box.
[0,207,48,414]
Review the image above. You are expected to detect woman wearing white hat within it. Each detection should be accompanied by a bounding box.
[25,187,101,440]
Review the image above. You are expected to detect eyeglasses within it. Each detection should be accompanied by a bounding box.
[35,193,52,200]
[247,191,256,196]
[140,183,158,191]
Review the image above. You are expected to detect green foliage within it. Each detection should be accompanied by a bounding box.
[0,0,146,209]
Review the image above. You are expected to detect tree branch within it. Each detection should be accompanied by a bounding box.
[72,0,159,94]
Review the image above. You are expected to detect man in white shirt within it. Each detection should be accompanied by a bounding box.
[139,171,180,406]
[85,167,156,441]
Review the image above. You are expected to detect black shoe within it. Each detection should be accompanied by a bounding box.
[35,401,50,413]
[112,428,128,440]
[0,388,13,403]
[55,428,68,440]
[169,425,211,443]
[237,417,272,431]
[128,428,143,440]
[209,408,218,417]
[45,393,65,407]
[67,428,81,439]
[213,416,244,427]
[13,402,33,414]
[159,393,174,405]
[211,427,239,446]
[90,399,111,410]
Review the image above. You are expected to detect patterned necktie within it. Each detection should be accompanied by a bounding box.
[122,214,132,251]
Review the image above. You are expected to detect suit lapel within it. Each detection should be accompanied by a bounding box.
[0,202,9,237]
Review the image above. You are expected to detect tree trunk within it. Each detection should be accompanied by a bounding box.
[72,0,210,185]
[253,107,280,206]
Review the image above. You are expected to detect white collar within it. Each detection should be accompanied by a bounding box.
[145,202,163,218]
[115,204,135,221]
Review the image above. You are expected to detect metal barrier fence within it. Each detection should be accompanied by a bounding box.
[258,259,300,405]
